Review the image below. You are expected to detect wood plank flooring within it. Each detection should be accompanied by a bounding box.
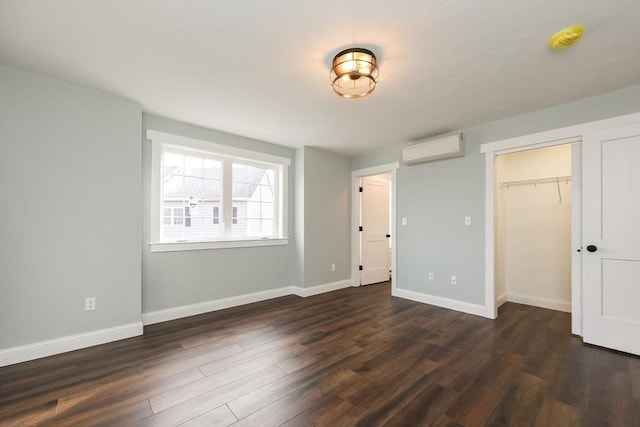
[1,282,638,426]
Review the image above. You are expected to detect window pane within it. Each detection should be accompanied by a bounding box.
[246,201,259,219]
[263,169,276,185]
[163,152,183,175]
[184,177,204,200]
[261,220,273,236]
[173,207,184,225]
[161,151,223,241]
[261,202,274,219]
[247,166,264,184]
[183,213,220,238]
[260,185,274,202]
[233,163,247,182]
[163,175,184,199]
[233,182,250,198]
[204,159,222,179]
[184,156,203,177]
[190,201,221,238]
[232,205,245,236]
[230,163,278,238]
[213,206,219,224]
[203,178,221,200]
[246,219,260,236]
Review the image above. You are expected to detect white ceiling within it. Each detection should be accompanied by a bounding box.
[1,1,639,156]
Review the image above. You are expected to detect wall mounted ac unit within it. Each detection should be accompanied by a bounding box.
[402,133,464,165]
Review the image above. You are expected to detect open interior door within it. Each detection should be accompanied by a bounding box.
[582,122,640,355]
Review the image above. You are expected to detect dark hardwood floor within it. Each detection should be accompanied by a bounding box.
[1,282,638,426]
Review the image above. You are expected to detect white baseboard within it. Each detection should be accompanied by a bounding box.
[0,279,359,366]
[143,280,354,326]
[293,280,353,297]
[497,293,507,307]
[142,286,295,326]
[0,322,143,367]
[506,293,571,313]
[393,288,492,318]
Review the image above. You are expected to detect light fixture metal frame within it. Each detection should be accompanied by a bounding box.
[330,47,379,99]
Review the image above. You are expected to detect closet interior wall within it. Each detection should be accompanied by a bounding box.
[495,144,573,312]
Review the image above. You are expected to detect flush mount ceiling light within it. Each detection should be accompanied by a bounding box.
[548,25,584,50]
[330,48,379,98]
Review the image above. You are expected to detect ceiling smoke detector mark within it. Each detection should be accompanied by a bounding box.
[549,25,584,50]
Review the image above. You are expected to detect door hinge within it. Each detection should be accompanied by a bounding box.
[359,226,363,232]
[359,186,363,192]
[359,265,363,271]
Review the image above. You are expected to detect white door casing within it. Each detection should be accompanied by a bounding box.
[482,112,639,336]
[582,123,640,355]
[360,175,390,285]
[351,162,399,292]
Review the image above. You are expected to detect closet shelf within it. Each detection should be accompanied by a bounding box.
[500,175,571,189]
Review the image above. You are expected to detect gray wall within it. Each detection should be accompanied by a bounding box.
[296,146,351,287]
[2,61,636,352]
[0,66,142,348]
[142,114,296,313]
[352,85,640,306]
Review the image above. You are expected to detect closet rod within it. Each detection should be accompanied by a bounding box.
[500,175,571,189]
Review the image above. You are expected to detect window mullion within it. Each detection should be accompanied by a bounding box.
[222,159,233,239]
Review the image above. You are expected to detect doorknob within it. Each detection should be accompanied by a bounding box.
[586,245,598,253]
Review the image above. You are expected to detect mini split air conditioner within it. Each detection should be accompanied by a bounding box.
[402,133,464,165]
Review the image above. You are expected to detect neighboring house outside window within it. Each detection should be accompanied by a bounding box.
[163,207,185,226]
[147,130,290,252]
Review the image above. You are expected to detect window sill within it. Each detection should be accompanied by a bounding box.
[149,238,289,253]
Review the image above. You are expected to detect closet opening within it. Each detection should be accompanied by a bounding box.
[495,143,578,315]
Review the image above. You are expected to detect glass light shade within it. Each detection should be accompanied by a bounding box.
[330,48,379,98]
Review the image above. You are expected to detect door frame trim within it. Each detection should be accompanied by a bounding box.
[351,163,399,291]
[480,112,640,333]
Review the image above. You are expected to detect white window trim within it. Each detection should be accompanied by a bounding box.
[147,129,290,252]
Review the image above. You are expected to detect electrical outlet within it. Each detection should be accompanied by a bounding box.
[402,217,408,226]
[450,275,457,285]
[85,297,96,311]
[428,272,435,282]
[331,264,336,272]
[465,216,472,226]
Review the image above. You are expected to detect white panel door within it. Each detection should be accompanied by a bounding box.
[360,176,390,285]
[582,123,640,355]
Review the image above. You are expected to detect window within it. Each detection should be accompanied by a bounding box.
[184,206,191,227]
[148,130,290,252]
[163,207,185,226]
[213,207,219,224]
